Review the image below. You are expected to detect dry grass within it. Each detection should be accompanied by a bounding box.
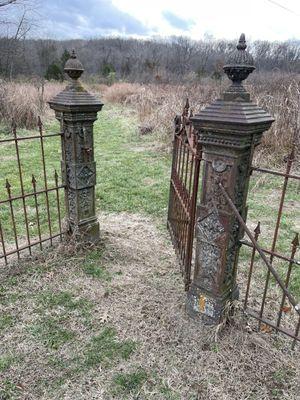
[103,73,300,163]
[0,212,299,399]
[0,80,107,130]
[1,73,299,162]
[127,74,300,161]
[0,81,63,129]
[103,82,142,104]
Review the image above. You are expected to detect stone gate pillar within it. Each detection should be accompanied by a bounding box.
[49,50,103,243]
[186,34,274,324]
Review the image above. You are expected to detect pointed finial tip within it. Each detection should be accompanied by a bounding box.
[237,33,247,50]
[71,49,77,59]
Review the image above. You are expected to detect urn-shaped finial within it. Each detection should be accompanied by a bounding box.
[48,48,103,113]
[64,49,84,80]
[223,34,255,101]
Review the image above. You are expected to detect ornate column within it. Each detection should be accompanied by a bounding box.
[186,34,274,324]
[49,51,103,243]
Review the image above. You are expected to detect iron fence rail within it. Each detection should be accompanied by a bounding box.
[241,149,300,348]
[0,120,66,265]
[219,181,300,348]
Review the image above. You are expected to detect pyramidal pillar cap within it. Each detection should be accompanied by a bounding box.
[48,49,103,113]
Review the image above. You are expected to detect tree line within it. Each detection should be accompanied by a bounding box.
[1,1,300,82]
[1,36,300,83]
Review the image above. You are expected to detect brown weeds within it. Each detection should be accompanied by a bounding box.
[0,80,63,129]
[1,73,299,163]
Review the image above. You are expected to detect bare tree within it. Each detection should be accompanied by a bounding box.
[0,0,38,78]
[0,1,18,6]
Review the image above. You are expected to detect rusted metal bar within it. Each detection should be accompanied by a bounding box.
[251,166,300,181]
[180,145,186,183]
[0,185,65,205]
[184,149,190,193]
[0,231,66,260]
[259,149,295,326]
[219,182,300,318]
[170,180,190,217]
[0,132,62,144]
[54,170,63,241]
[240,239,300,266]
[31,175,43,250]
[0,218,7,264]
[244,222,261,309]
[5,179,20,259]
[247,308,300,342]
[187,154,194,197]
[13,122,32,255]
[276,233,299,330]
[184,151,201,290]
[38,117,53,246]
[293,318,300,349]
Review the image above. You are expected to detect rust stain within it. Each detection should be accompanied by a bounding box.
[199,295,206,313]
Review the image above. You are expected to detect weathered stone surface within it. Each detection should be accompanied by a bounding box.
[186,34,274,325]
[49,50,103,243]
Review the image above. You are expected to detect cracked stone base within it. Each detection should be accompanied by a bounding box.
[186,284,239,325]
[68,219,100,244]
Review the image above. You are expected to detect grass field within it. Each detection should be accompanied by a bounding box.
[0,104,300,399]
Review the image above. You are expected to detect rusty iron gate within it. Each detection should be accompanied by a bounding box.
[0,119,66,265]
[167,100,202,290]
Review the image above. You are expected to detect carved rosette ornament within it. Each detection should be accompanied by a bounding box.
[186,34,274,325]
[49,50,103,243]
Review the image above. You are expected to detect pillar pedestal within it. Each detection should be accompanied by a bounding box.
[186,34,274,324]
[49,50,103,243]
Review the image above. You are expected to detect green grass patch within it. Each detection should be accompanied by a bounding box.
[0,355,14,373]
[0,314,15,331]
[28,317,75,350]
[84,326,137,368]
[0,289,21,306]
[112,368,147,397]
[38,290,92,313]
[95,106,170,217]
[82,248,111,280]
[159,383,181,400]
[82,263,111,280]
[0,379,22,400]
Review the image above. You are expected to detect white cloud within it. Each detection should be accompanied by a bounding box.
[112,0,300,40]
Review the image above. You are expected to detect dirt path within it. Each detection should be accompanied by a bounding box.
[1,212,299,400]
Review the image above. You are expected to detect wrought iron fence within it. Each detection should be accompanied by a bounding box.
[0,119,66,265]
[239,148,300,348]
[167,100,202,290]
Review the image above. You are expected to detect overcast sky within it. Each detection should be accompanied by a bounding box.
[27,0,300,41]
